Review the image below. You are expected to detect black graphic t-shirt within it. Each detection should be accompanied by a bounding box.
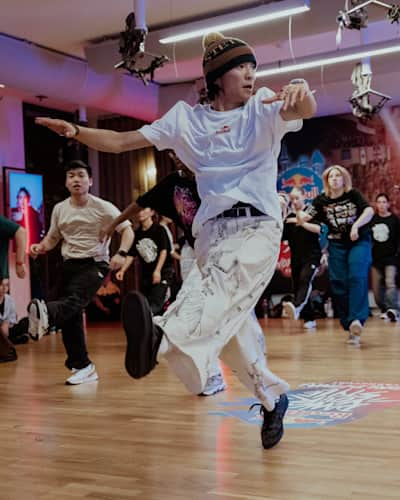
[282,212,321,265]
[136,171,200,248]
[128,223,173,279]
[307,189,370,242]
[370,213,400,265]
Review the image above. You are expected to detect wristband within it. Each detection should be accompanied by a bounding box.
[72,123,80,137]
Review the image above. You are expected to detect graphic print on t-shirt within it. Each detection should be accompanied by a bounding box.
[136,238,158,263]
[324,200,357,233]
[372,223,390,242]
[173,185,199,227]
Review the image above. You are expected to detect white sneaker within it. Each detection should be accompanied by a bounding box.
[380,312,389,320]
[347,320,362,345]
[386,309,399,322]
[27,299,49,341]
[199,373,227,396]
[66,363,98,385]
[283,301,299,320]
[303,320,316,329]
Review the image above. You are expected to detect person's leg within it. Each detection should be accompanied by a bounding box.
[127,217,282,395]
[370,265,385,313]
[159,217,282,394]
[347,239,372,327]
[328,242,350,331]
[220,314,289,448]
[0,321,17,362]
[384,265,399,321]
[46,259,108,371]
[146,282,170,316]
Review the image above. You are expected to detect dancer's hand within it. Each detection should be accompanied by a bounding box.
[350,225,359,241]
[115,270,125,281]
[109,253,126,271]
[30,243,46,257]
[35,117,78,138]
[15,262,26,279]
[262,83,313,111]
[152,270,161,284]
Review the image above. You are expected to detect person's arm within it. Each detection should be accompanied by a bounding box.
[14,226,27,278]
[350,206,374,241]
[262,80,317,120]
[115,256,134,281]
[99,202,140,241]
[30,206,62,257]
[296,217,321,235]
[152,250,167,284]
[109,225,135,271]
[35,118,152,154]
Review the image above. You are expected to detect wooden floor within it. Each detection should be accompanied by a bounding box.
[1,316,400,500]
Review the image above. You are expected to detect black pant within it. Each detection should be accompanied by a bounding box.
[141,267,174,316]
[46,258,109,370]
[291,260,319,322]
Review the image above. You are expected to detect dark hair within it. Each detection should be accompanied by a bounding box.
[375,192,389,202]
[64,160,92,178]
[17,187,31,200]
[206,82,221,101]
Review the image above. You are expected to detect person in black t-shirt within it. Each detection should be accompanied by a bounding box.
[301,165,374,346]
[103,157,228,396]
[282,187,322,329]
[117,207,174,316]
[370,193,400,322]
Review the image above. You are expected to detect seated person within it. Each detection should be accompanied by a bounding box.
[0,277,29,346]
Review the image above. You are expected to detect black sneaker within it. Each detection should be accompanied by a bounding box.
[251,394,289,449]
[0,347,17,363]
[122,291,164,379]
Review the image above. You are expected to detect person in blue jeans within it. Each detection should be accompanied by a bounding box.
[299,165,374,346]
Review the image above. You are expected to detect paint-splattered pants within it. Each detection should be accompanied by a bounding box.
[155,216,289,410]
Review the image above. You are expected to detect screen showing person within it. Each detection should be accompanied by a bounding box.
[6,170,45,251]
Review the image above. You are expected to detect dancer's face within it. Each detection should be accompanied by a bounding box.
[65,168,93,195]
[217,62,256,104]
[376,196,389,216]
[327,169,344,191]
[137,207,154,224]
[289,189,305,211]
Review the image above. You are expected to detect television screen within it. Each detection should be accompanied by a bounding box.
[4,168,45,252]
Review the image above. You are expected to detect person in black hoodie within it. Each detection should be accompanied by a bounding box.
[282,187,322,329]
[370,193,400,322]
[299,165,374,346]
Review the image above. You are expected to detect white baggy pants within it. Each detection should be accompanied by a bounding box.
[154,216,289,410]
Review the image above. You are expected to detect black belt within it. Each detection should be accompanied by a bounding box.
[217,202,266,218]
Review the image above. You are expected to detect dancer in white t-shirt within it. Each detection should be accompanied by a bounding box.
[36,32,316,449]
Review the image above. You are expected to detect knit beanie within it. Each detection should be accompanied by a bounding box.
[202,32,257,89]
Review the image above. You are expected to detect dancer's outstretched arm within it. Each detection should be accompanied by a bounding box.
[35,118,152,154]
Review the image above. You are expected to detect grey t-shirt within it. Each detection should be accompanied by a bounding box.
[46,194,130,262]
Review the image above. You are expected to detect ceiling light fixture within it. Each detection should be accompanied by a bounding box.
[256,40,400,77]
[158,0,310,44]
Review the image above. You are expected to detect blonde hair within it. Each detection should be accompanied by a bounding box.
[322,165,352,196]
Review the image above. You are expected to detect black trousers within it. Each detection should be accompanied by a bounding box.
[46,258,109,370]
[140,268,175,316]
[291,260,319,322]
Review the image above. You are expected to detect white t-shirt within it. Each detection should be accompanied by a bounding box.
[46,194,131,262]
[140,87,302,235]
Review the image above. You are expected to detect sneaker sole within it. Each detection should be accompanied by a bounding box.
[65,372,99,385]
[122,291,157,379]
[199,383,227,397]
